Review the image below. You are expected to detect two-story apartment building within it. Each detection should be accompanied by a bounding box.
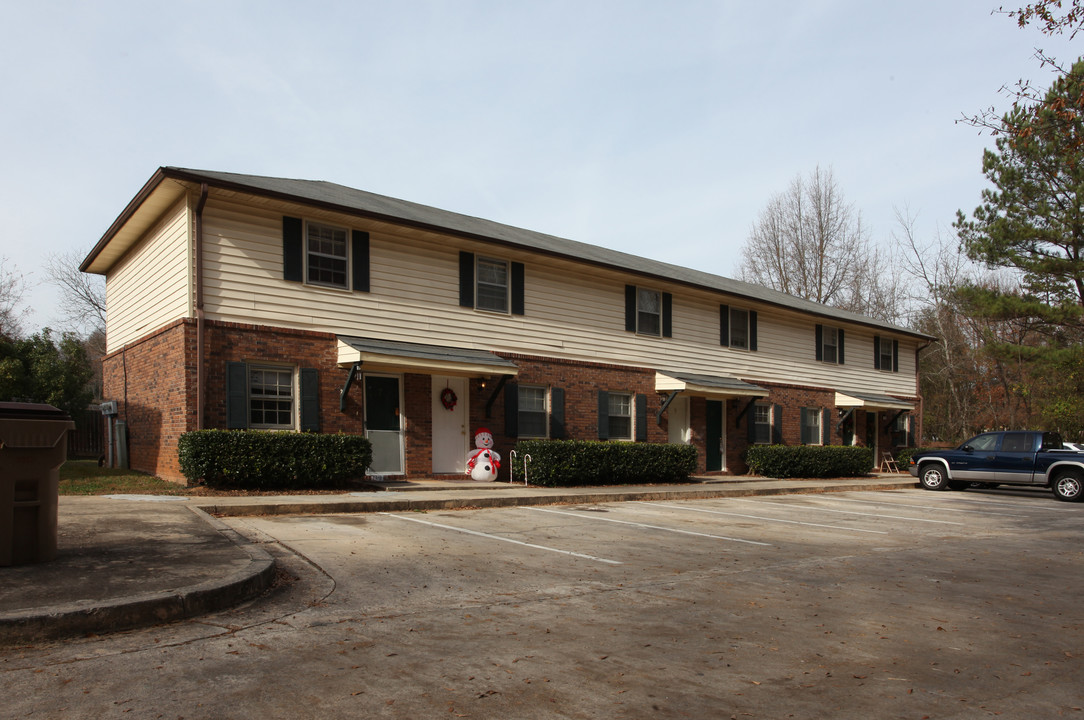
[80,167,932,483]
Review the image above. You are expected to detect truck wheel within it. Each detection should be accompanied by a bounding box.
[1052,470,1084,502]
[919,464,949,491]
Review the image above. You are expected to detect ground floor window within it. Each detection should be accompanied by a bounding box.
[607,392,633,440]
[249,366,294,428]
[800,407,823,445]
[753,403,772,444]
[227,361,319,432]
[518,385,548,438]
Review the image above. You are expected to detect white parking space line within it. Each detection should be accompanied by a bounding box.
[524,506,773,546]
[380,513,623,565]
[823,496,1026,517]
[638,502,889,534]
[728,498,966,525]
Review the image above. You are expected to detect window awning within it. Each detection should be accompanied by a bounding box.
[337,336,519,377]
[655,371,769,399]
[834,390,914,411]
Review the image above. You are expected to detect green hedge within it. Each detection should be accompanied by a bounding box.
[745,445,873,479]
[178,430,372,489]
[508,440,697,487]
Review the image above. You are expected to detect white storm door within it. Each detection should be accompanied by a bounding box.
[431,376,469,473]
[365,374,404,475]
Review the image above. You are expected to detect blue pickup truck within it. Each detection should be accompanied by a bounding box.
[908,430,1084,502]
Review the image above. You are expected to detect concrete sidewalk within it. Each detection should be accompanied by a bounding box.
[0,474,916,645]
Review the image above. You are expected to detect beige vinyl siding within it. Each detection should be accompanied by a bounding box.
[105,199,191,353]
[197,196,919,398]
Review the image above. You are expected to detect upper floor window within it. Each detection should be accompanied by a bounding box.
[637,288,661,336]
[459,252,524,315]
[874,336,899,372]
[625,285,672,337]
[720,304,758,350]
[816,324,845,364]
[476,257,509,313]
[306,222,349,289]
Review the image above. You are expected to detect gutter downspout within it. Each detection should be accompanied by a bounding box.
[195,183,209,429]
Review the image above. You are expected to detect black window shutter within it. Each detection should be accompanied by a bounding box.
[459,252,475,308]
[510,262,525,315]
[624,285,637,332]
[907,415,915,447]
[815,325,823,362]
[635,394,648,442]
[772,404,783,444]
[662,293,673,338]
[550,387,566,439]
[598,390,610,440]
[351,230,370,293]
[749,311,758,351]
[504,382,519,437]
[873,336,882,370]
[720,305,730,347]
[283,216,303,283]
[893,340,900,372]
[300,368,320,432]
[838,329,845,365]
[226,361,248,429]
[822,408,832,445]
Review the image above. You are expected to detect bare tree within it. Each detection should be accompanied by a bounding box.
[738,166,900,321]
[0,256,28,340]
[45,250,106,343]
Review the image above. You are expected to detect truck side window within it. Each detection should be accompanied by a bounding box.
[1002,433,1029,452]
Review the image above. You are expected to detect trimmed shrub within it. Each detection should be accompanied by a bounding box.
[745,445,873,479]
[178,430,372,489]
[508,440,697,487]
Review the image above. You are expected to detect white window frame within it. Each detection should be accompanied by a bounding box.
[636,288,662,337]
[753,402,772,445]
[821,326,839,364]
[607,392,634,440]
[475,256,510,314]
[518,385,549,439]
[729,307,750,350]
[801,407,823,445]
[878,337,896,372]
[305,221,350,290]
[248,364,297,430]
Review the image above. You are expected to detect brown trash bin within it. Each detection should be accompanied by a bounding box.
[0,402,76,566]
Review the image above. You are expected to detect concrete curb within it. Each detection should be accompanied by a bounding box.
[0,507,276,646]
[197,479,919,517]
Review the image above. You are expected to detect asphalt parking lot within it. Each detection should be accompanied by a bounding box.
[3,488,1083,719]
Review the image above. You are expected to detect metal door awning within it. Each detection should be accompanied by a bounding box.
[655,371,768,399]
[834,390,914,411]
[336,336,519,376]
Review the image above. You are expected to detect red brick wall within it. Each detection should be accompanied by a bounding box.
[103,318,922,483]
[101,320,195,482]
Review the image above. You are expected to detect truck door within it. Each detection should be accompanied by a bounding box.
[993,431,1040,484]
[949,432,1001,480]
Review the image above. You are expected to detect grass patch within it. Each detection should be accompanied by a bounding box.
[59,460,191,496]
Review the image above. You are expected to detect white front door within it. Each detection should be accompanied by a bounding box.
[668,395,690,444]
[432,376,469,473]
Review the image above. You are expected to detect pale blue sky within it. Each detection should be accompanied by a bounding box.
[1,0,1079,331]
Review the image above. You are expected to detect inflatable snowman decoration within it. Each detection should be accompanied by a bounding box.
[466,427,501,481]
